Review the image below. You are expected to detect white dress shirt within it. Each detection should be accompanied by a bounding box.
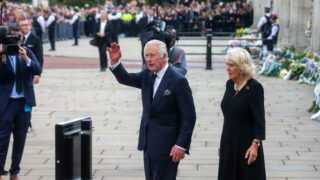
[152,63,168,97]
[36,15,46,32]
[100,21,107,34]
[45,13,56,27]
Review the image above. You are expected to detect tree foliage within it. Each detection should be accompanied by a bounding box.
[49,0,99,7]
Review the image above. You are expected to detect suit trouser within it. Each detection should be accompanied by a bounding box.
[266,40,274,52]
[73,27,78,45]
[143,151,178,180]
[0,98,31,175]
[98,43,108,70]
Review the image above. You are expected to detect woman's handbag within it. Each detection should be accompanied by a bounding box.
[89,38,99,47]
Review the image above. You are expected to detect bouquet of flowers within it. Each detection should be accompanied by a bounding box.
[258,54,280,76]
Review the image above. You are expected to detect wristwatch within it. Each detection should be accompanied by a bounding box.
[252,139,261,147]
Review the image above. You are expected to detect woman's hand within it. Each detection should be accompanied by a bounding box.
[245,142,259,165]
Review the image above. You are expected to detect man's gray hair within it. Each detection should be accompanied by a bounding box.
[144,40,168,60]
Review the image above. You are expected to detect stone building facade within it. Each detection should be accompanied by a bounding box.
[250,0,319,53]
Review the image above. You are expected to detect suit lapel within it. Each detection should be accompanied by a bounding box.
[151,67,173,110]
[146,72,153,106]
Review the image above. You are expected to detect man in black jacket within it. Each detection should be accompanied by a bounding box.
[19,19,43,84]
[94,11,113,72]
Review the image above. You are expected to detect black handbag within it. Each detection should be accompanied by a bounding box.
[89,38,99,47]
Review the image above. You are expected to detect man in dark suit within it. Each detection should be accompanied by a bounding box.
[19,19,44,84]
[94,11,113,71]
[108,40,196,180]
[0,25,41,180]
[165,25,187,76]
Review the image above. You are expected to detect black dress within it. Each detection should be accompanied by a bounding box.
[218,79,266,180]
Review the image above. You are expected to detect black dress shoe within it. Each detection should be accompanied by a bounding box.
[100,68,106,72]
[72,44,78,46]
[49,49,55,51]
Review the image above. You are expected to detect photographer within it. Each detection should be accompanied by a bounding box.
[140,20,187,76]
[0,25,41,180]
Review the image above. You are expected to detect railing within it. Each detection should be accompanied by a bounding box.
[178,29,262,70]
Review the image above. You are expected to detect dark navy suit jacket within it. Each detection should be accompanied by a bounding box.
[0,48,41,116]
[111,63,196,160]
[24,32,44,70]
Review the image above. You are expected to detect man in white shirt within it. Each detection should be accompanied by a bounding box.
[70,7,81,46]
[108,40,196,180]
[44,9,57,51]
[94,11,113,71]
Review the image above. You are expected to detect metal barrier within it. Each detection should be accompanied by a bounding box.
[41,21,86,44]
[55,117,92,180]
[178,29,262,70]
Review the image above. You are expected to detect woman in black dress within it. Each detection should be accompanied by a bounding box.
[218,48,266,180]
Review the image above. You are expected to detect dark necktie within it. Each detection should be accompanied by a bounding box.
[168,50,173,63]
[23,36,27,45]
[15,57,23,93]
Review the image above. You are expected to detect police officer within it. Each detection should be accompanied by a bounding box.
[45,8,57,51]
[70,6,81,46]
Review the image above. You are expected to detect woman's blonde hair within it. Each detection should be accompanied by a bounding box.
[225,47,255,78]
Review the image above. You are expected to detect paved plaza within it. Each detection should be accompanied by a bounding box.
[3,38,320,180]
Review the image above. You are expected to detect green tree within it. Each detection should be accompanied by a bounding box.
[49,0,99,7]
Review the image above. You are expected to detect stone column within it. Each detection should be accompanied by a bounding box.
[32,0,38,7]
[288,0,312,48]
[273,0,291,46]
[33,0,49,7]
[249,0,272,27]
[311,0,320,53]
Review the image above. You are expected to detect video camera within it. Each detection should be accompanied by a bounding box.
[0,26,21,55]
[140,19,173,63]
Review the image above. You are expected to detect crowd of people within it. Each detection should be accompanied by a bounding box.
[84,0,254,37]
[2,0,254,39]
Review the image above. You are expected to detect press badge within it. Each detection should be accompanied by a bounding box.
[24,105,32,112]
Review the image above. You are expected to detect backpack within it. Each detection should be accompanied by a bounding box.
[261,15,271,38]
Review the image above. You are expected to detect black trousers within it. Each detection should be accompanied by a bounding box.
[0,98,31,175]
[48,28,55,50]
[143,151,178,180]
[98,43,108,70]
[73,26,78,45]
